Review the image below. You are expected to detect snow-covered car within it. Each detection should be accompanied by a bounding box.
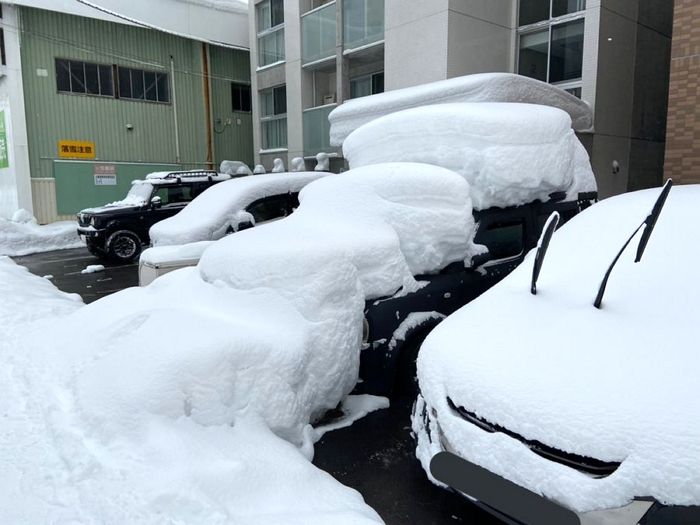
[77,170,237,263]
[413,183,700,524]
[139,171,326,285]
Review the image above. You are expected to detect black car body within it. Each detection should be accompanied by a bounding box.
[356,191,597,396]
[77,170,238,262]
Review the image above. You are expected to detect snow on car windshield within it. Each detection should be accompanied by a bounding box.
[414,185,700,513]
[150,171,325,247]
[121,181,154,205]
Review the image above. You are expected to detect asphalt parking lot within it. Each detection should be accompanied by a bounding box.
[13,247,499,525]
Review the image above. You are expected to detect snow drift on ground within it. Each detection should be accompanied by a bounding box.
[150,172,325,246]
[343,103,594,210]
[414,185,700,512]
[0,210,83,256]
[329,73,593,146]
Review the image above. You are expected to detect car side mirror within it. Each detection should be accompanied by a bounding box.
[150,196,162,209]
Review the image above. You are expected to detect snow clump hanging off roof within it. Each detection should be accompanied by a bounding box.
[343,103,593,210]
[329,73,593,146]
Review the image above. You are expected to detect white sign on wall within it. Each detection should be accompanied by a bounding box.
[94,164,117,185]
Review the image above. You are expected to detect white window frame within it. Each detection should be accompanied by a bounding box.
[516,1,586,91]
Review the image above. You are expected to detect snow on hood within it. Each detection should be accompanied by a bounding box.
[0,215,83,257]
[343,103,593,210]
[140,240,215,265]
[415,185,700,512]
[329,73,593,146]
[199,162,482,304]
[150,172,325,247]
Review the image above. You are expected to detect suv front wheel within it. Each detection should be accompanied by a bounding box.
[107,230,142,263]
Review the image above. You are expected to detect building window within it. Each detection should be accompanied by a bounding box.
[117,66,169,103]
[232,83,252,112]
[518,0,585,88]
[56,59,114,97]
[0,29,5,66]
[257,0,285,67]
[350,71,384,99]
[260,85,287,149]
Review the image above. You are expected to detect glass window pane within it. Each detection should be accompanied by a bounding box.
[144,71,157,101]
[372,72,384,95]
[56,59,71,92]
[350,76,371,99]
[258,28,285,66]
[156,73,170,103]
[118,67,131,98]
[70,61,85,93]
[549,19,584,83]
[273,86,287,115]
[261,117,287,149]
[85,62,99,95]
[271,0,284,27]
[131,69,144,99]
[518,29,549,82]
[552,0,585,17]
[260,89,274,116]
[257,0,271,32]
[344,0,384,49]
[99,65,113,96]
[519,0,549,26]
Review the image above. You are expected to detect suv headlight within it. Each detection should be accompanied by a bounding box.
[90,216,97,227]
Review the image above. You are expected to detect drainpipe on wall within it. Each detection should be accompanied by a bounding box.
[170,55,181,165]
[202,43,214,170]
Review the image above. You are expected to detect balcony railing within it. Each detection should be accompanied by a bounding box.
[301,2,337,66]
[343,0,384,51]
[303,104,336,155]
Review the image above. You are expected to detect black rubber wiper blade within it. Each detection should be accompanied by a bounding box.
[531,211,560,295]
[594,179,673,309]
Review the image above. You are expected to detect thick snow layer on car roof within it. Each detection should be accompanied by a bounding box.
[344,103,593,210]
[415,185,700,512]
[199,162,482,303]
[0,260,382,523]
[150,172,325,246]
[329,73,593,146]
[0,211,83,256]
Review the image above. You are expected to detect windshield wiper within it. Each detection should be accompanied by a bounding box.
[593,179,673,309]
[531,211,560,295]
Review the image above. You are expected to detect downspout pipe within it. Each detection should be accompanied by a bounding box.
[170,55,181,165]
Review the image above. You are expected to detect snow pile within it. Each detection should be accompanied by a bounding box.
[0,210,83,256]
[141,240,215,266]
[414,185,700,512]
[0,262,382,523]
[329,73,593,146]
[151,172,325,246]
[81,264,105,274]
[344,103,591,209]
[200,162,481,302]
[313,395,390,442]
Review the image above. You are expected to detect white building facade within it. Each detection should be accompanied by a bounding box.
[248,0,672,197]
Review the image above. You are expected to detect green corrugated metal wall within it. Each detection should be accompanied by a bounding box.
[18,7,252,211]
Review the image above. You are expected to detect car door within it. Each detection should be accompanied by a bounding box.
[245,193,294,226]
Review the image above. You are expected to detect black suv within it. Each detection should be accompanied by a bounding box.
[357,191,597,396]
[77,170,237,263]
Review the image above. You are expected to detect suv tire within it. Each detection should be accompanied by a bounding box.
[107,230,142,263]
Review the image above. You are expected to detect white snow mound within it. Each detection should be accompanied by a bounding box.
[329,72,593,146]
[0,213,83,256]
[150,172,325,246]
[343,103,584,210]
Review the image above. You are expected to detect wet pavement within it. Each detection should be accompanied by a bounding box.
[12,247,500,525]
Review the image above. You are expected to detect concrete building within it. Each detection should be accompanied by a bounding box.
[0,0,253,222]
[664,0,700,184]
[248,0,673,197]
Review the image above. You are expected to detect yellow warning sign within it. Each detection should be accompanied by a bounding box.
[58,140,95,159]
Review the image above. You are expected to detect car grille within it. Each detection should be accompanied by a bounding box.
[447,397,621,478]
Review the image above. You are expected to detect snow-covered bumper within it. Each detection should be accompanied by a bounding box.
[77,226,107,245]
[411,394,687,525]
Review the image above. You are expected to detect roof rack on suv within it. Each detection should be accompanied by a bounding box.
[163,170,221,182]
